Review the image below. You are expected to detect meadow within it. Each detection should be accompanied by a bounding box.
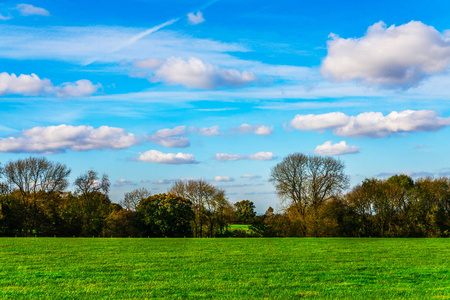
[0,238,449,299]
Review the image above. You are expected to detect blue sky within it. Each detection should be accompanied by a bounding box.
[1,0,450,212]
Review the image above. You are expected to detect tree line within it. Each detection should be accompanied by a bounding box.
[0,155,449,237]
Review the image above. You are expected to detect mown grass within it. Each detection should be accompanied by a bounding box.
[0,238,449,299]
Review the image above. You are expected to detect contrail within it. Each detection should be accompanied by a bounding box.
[199,0,220,10]
[118,18,179,51]
[84,18,179,66]
[84,0,220,66]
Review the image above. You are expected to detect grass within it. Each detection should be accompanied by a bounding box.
[0,238,449,299]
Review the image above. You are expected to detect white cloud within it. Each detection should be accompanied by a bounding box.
[147,125,189,148]
[137,150,196,164]
[55,80,101,97]
[16,4,50,16]
[0,125,139,154]
[290,110,450,138]
[213,151,274,162]
[322,21,450,89]
[232,124,273,135]
[314,141,360,156]
[0,72,100,97]
[248,152,274,160]
[187,11,205,25]
[114,179,137,187]
[133,57,258,89]
[214,176,234,182]
[189,126,221,136]
[241,175,262,179]
[290,112,350,131]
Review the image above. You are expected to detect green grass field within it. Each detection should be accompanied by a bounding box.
[0,238,449,299]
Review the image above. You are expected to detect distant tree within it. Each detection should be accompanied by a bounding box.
[3,157,71,197]
[234,200,256,223]
[270,153,349,236]
[74,170,110,196]
[136,193,194,237]
[121,188,151,211]
[1,157,71,236]
[102,208,140,237]
[169,179,226,237]
[265,206,274,218]
[74,170,111,236]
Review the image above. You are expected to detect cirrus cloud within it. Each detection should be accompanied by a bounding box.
[241,174,262,179]
[0,13,12,21]
[137,150,197,164]
[314,141,360,156]
[213,151,274,162]
[114,179,137,187]
[0,125,139,154]
[189,125,221,136]
[16,4,50,16]
[133,57,258,89]
[321,21,450,89]
[290,110,450,138]
[232,124,273,135]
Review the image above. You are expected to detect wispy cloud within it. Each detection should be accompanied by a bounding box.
[231,124,273,135]
[114,179,137,187]
[16,4,50,16]
[153,178,179,184]
[0,13,12,21]
[241,174,262,179]
[85,18,179,65]
[213,152,274,162]
[189,125,221,136]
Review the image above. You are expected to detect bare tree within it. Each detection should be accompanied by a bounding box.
[74,170,110,196]
[270,153,349,235]
[3,157,71,198]
[121,187,151,211]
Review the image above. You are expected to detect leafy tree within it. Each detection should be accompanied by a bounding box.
[136,193,194,237]
[234,200,256,223]
[74,170,111,236]
[1,157,71,236]
[102,207,140,237]
[169,179,226,237]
